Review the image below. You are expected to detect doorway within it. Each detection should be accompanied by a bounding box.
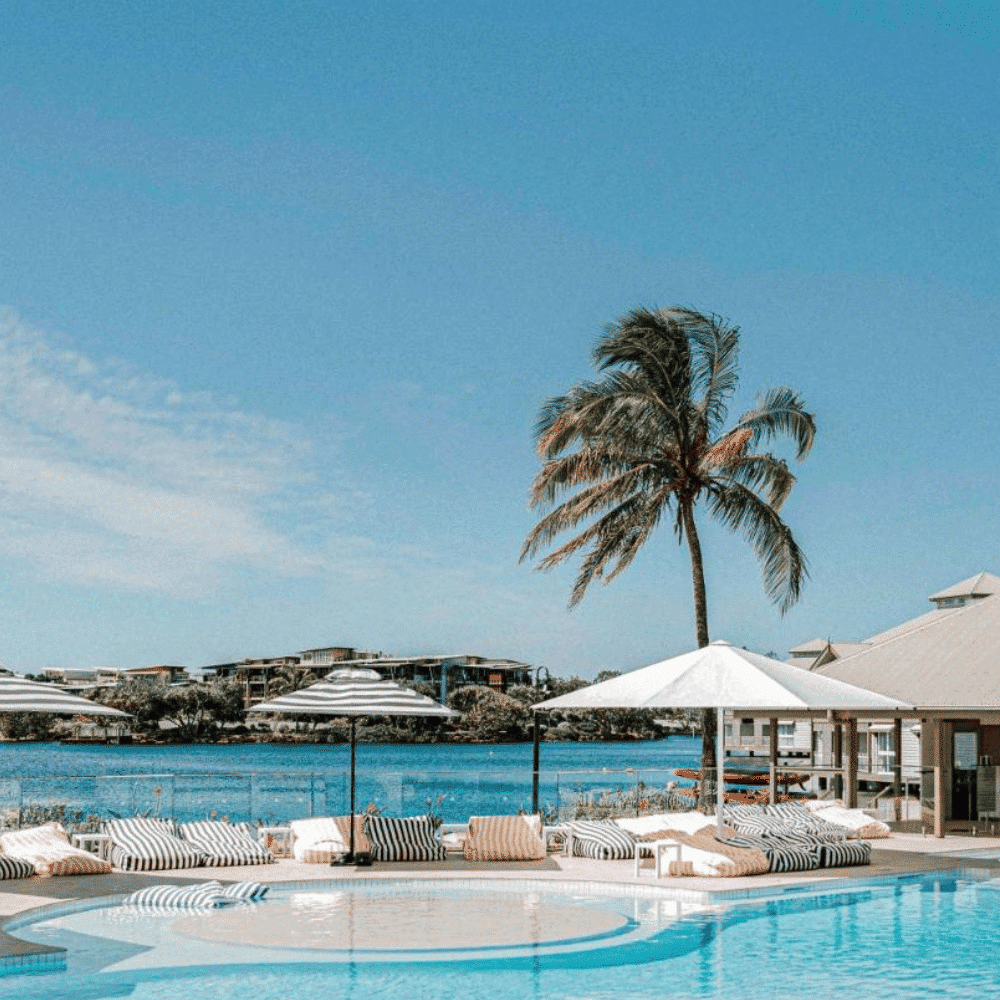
[952,727,978,821]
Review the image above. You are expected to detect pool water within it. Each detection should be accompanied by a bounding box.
[6,873,1000,1000]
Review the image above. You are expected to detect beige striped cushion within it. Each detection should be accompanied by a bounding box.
[0,822,112,877]
[641,828,769,878]
[464,815,546,862]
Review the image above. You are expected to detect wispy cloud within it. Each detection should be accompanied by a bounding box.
[0,309,329,595]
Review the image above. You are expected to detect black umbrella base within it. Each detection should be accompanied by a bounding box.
[330,852,372,867]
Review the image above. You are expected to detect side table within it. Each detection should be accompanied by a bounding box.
[258,825,293,858]
[71,832,112,861]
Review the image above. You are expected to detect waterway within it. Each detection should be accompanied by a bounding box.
[0,737,702,826]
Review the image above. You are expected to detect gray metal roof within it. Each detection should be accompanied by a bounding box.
[865,607,960,644]
[928,571,1000,602]
[816,593,1000,710]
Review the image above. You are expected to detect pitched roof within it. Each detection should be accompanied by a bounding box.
[928,571,1000,602]
[815,593,1000,710]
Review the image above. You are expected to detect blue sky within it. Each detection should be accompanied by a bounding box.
[1,1,998,677]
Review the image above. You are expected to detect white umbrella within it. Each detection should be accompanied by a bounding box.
[533,641,911,835]
[248,668,458,861]
[0,673,130,718]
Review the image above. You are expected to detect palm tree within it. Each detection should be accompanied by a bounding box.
[520,306,816,804]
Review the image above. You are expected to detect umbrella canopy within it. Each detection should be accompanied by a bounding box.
[533,641,911,834]
[248,668,457,861]
[534,640,911,713]
[249,667,461,719]
[0,673,130,718]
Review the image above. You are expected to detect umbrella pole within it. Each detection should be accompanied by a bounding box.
[716,706,725,838]
[348,717,357,862]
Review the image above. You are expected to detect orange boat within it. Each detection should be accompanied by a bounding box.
[674,767,810,788]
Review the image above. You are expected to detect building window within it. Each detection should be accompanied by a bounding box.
[875,730,896,771]
[778,723,795,748]
[740,719,755,742]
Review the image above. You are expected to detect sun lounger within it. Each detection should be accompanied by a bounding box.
[177,820,275,866]
[463,815,547,861]
[104,816,205,872]
[0,821,112,876]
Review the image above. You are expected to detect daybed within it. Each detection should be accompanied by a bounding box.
[0,821,112,877]
[364,815,446,862]
[803,799,891,839]
[289,815,372,863]
[463,814,547,862]
[104,816,205,872]
[613,813,770,878]
[177,820,275,866]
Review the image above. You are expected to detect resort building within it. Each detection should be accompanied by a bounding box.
[727,571,1000,831]
[203,648,534,707]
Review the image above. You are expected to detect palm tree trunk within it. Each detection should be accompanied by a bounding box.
[681,504,716,811]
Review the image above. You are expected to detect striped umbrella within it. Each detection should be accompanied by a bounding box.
[0,673,130,718]
[248,667,457,862]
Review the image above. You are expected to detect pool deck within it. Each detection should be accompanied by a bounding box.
[2,832,999,965]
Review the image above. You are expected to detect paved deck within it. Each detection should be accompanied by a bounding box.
[2,832,998,966]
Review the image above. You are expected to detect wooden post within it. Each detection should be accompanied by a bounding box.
[832,722,843,800]
[768,716,779,804]
[893,716,903,822]
[846,717,858,809]
[933,717,945,838]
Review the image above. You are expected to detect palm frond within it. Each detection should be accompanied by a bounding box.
[666,307,740,434]
[735,387,816,461]
[705,482,808,613]
[720,453,796,509]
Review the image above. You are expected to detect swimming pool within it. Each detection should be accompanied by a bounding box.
[6,873,1000,999]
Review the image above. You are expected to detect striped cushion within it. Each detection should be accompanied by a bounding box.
[820,840,871,868]
[0,822,112,877]
[177,821,274,867]
[463,815,546,862]
[123,880,228,909]
[567,820,637,860]
[717,829,821,873]
[334,815,372,855]
[105,817,205,872]
[364,816,446,862]
[0,854,37,879]
[638,828,770,877]
[221,880,269,901]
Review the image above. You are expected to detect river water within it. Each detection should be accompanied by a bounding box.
[0,737,701,826]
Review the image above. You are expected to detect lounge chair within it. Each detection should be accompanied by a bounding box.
[0,821,112,876]
[463,815,547,861]
[177,820,275,866]
[289,816,372,863]
[104,816,205,872]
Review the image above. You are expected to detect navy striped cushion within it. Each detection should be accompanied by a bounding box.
[105,817,205,872]
[123,880,228,909]
[0,855,36,879]
[221,880,269,900]
[364,816,445,862]
[820,841,870,868]
[717,830,821,873]
[567,821,637,860]
[177,821,274,867]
